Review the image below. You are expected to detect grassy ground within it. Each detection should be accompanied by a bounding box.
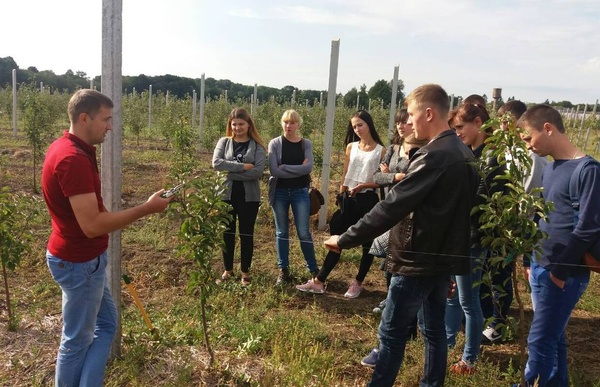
[1,126,600,386]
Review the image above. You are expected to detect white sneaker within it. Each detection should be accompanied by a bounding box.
[344,280,363,298]
[296,279,325,294]
[482,326,502,343]
[372,299,386,313]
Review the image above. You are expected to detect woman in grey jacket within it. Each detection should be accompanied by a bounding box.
[212,108,266,286]
[268,110,319,285]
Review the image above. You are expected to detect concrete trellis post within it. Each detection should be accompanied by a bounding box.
[388,65,399,143]
[318,39,340,231]
[319,91,323,107]
[252,83,258,114]
[148,84,152,131]
[199,73,205,153]
[192,89,197,128]
[572,105,580,128]
[576,104,588,146]
[101,0,123,357]
[12,69,17,136]
[582,100,597,152]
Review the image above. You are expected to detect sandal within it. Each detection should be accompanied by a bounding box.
[241,276,251,286]
[221,271,233,281]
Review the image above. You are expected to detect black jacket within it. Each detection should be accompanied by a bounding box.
[337,130,478,276]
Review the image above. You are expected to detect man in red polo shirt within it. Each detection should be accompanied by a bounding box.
[42,89,173,387]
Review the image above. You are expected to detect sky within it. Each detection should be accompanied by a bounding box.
[2,0,599,104]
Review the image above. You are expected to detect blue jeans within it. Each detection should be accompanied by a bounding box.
[369,274,450,387]
[47,251,118,387]
[523,261,589,387]
[445,248,485,364]
[272,187,318,272]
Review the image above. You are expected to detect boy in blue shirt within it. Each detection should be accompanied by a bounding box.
[517,104,600,386]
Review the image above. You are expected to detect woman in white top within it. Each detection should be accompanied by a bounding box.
[296,110,385,298]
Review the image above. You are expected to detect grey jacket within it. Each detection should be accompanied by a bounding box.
[212,137,266,202]
[268,136,314,179]
[373,144,410,187]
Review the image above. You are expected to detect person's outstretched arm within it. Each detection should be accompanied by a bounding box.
[69,190,173,238]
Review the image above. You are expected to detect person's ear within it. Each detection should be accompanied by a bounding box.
[78,112,89,125]
[543,122,553,136]
[425,107,434,122]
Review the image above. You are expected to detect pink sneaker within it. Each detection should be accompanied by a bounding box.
[344,280,363,298]
[296,279,325,294]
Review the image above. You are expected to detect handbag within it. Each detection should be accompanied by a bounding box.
[584,253,600,272]
[267,176,277,206]
[386,212,414,273]
[309,187,325,216]
[369,229,390,258]
[583,241,600,273]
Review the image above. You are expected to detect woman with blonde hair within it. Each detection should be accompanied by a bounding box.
[212,108,266,286]
[268,109,319,285]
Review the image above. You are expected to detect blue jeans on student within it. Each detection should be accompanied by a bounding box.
[272,187,318,272]
[523,260,589,387]
[47,250,118,387]
[445,247,485,364]
[369,274,450,387]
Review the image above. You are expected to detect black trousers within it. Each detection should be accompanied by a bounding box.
[318,190,379,283]
[222,190,260,273]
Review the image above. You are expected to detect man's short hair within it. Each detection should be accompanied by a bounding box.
[517,104,565,133]
[498,100,527,120]
[68,89,114,124]
[405,84,450,117]
[463,94,486,107]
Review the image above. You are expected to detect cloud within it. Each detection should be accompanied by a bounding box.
[228,8,260,18]
[577,57,600,73]
[226,2,395,34]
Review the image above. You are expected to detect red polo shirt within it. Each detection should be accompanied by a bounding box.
[42,131,108,262]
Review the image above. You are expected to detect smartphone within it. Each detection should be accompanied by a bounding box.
[161,183,183,198]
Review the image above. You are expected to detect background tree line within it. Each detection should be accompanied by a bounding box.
[1,56,405,108]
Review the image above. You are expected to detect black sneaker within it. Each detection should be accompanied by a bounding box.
[360,348,379,368]
[275,268,291,286]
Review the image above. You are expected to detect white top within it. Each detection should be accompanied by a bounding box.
[343,142,383,193]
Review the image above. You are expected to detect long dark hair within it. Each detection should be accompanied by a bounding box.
[391,108,409,145]
[344,110,384,146]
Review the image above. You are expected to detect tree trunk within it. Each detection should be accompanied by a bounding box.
[513,265,527,386]
[199,285,214,368]
[2,261,12,325]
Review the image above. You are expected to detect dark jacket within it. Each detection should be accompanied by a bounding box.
[337,130,478,276]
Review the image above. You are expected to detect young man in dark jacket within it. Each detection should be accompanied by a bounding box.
[325,83,478,387]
